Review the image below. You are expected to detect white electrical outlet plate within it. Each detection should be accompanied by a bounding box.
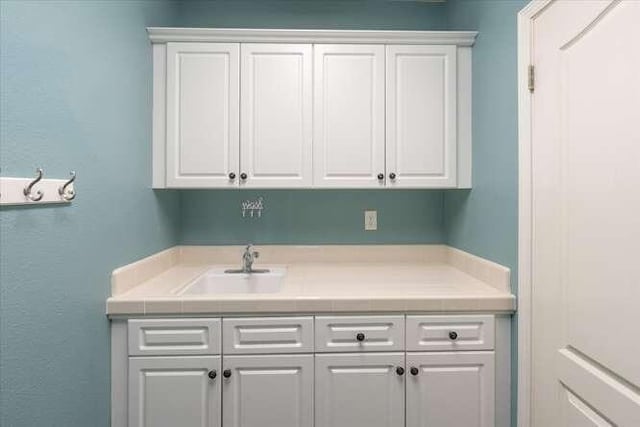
[364,210,377,231]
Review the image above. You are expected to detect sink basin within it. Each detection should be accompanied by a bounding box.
[179,267,286,295]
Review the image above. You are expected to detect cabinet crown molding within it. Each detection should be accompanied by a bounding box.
[147,27,478,46]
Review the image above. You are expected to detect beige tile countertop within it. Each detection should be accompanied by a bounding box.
[106,245,516,316]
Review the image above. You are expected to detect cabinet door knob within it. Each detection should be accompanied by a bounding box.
[208,370,217,379]
[240,173,247,181]
[396,367,405,376]
[356,333,366,342]
[410,367,419,376]
[389,172,396,180]
[377,173,384,180]
[223,369,232,378]
[449,331,458,341]
[228,172,236,180]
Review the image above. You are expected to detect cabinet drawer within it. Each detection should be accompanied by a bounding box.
[315,316,405,352]
[223,317,314,354]
[406,315,494,351]
[128,318,221,356]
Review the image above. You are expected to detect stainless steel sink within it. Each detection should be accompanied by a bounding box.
[179,267,286,295]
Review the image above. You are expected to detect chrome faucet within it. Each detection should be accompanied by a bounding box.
[241,244,259,273]
[225,245,270,274]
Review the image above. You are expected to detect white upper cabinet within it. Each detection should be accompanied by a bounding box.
[386,45,457,188]
[165,42,239,188]
[151,29,476,189]
[313,44,386,188]
[240,44,313,188]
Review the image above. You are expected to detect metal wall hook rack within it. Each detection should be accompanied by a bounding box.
[0,168,77,206]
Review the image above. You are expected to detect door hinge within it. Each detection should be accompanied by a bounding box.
[528,64,535,93]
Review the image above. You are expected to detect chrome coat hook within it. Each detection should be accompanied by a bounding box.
[23,168,44,201]
[58,171,76,201]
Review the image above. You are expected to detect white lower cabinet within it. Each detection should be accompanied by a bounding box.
[128,356,221,427]
[406,352,495,427]
[119,316,501,427]
[315,353,405,427]
[222,354,314,427]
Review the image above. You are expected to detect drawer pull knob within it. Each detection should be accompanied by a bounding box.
[228,172,236,180]
[223,369,232,378]
[240,173,248,181]
[449,331,458,341]
[208,370,217,380]
[396,367,405,376]
[389,172,397,180]
[356,333,366,342]
[410,367,419,376]
[377,173,384,180]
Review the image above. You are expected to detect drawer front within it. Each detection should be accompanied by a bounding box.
[406,315,494,351]
[315,316,405,352]
[128,318,221,356]
[223,317,314,354]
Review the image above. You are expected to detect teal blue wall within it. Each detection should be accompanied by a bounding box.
[0,1,180,426]
[1,1,523,425]
[177,0,448,30]
[444,2,527,425]
[181,190,444,244]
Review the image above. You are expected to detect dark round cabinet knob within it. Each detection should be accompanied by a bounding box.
[396,367,405,376]
[240,173,248,180]
[228,172,236,180]
[208,370,217,380]
[410,367,419,376]
[356,333,366,342]
[449,331,458,341]
[223,369,232,378]
[389,172,397,180]
[377,173,384,180]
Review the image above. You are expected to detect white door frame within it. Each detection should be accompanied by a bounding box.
[516,1,553,427]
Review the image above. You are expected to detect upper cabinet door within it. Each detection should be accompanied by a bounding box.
[240,44,313,188]
[386,45,457,188]
[166,42,239,188]
[313,44,386,188]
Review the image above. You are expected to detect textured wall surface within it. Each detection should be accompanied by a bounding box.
[181,190,444,244]
[444,0,524,289]
[1,1,524,425]
[0,1,180,426]
[444,2,528,425]
[177,0,448,29]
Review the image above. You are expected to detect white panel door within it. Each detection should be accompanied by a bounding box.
[313,44,386,188]
[240,44,312,188]
[530,1,640,425]
[315,353,405,427]
[128,356,221,427]
[166,42,239,188]
[386,45,457,188]
[222,354,313,427]
[406,352,494,427]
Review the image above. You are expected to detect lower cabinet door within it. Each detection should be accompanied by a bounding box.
[222,354,313,427]
[406,352,495,427]
[315,353,405,427]
[128,356,221,427]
